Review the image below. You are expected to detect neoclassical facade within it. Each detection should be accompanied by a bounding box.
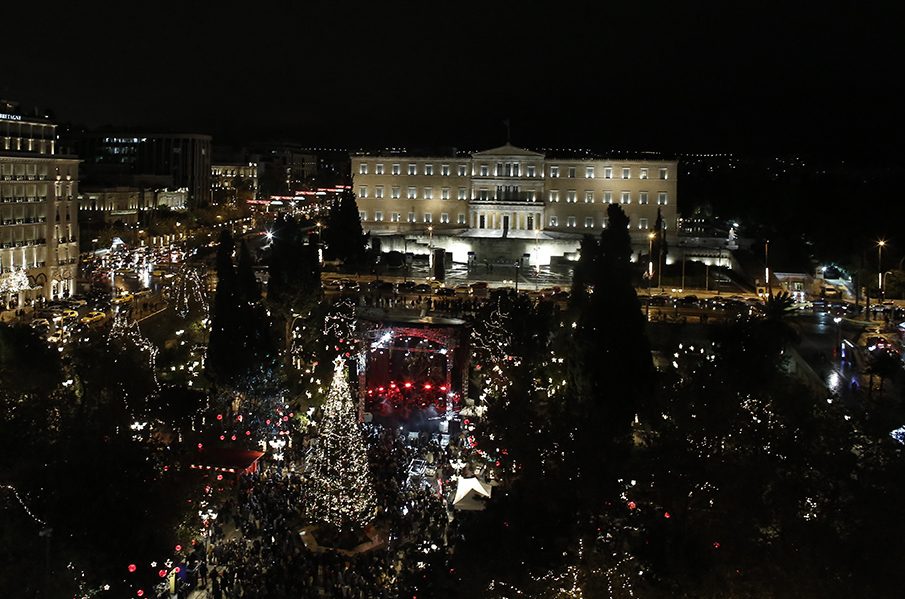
[351,144,677,264]
[1,108,79,305]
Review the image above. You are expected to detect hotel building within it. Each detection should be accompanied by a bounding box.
[351,144,677,264]
[0,103,79,307]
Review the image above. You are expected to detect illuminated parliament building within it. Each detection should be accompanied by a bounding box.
[351,144,677,265]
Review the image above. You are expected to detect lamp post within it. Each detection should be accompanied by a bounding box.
[427,225,434,281]
[646,232,655,320]
[765,239,771,296]
[877,240,886,301]
[833,316,842,358]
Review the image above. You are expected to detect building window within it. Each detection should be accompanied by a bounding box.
[458,187,467,200]
[424,213,432,223]
[375,211,383,222]
[604,191,613,204]
[567,216,577,228]
[391,186,400,199]
[621,191,631,204]
[441,164,450,176]
[440,213,449,224]
[528,191,537,201]
[658,167,668,180]
[375,186,384,199]
[602,217,609,228]
[639,192,648,205]
[359,186,368,198]
[567,167,575,178]
[584,216,594,228]
[658,192,668,205]
[391,212,401,222]
[604,167,613,179]
[622,167,631,179]
[407,187,417,199]
[392,164,401,175]
[359,211,367,221]
[376,163,384,175]
[584,191,594,203]
[441,187,450,200]
[566,190,577,203]
[408,211,416,222]
[457,164,467,176]
[424,164,433,176]
[639,217,649,229]
[549,190,559,202]
[639,167,648,180]
[458,213,466,224]
[480,165,489,176]
[408,164,417,175]
[479,189,489,200]
[586,166,595,179]
[359,163,368,175]
[527,165,536,177]
[424,187,432,200]
[550,165,559,178]
[549,215,559,227]
[513,163,520,176]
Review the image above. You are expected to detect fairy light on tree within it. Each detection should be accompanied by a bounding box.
[304,357,377,531]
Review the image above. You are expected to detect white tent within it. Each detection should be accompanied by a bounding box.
[452,476,492,508]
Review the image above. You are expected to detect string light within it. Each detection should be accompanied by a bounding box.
[1,484,47,526]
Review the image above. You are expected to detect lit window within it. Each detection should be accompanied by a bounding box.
[424,187,432,200]
[658,192,668,205]
[527,165,536,177]
[568,167,576,178]
[391,186,400,199]
[392,164,400,175]
[549,215,559,227]
[639,168,648,180]
[639,192,648,205]
[480,165,489,176]
[424,164,433,176]
[584,217,594,228]
[441,164,450,176]
[622,167,631,179]
[604,191,613,204]
[621,191,631,204]
[458,187,467,200]
[566,190,576,203]
[567,216,577,228]
[375,211,383,222]
[407,187,417,199]
[440,213,449,224]
[441,187,450,200]
[549,190,559,202]
[479,189,489,200]
[359,163,368,175]
[528,191,537,201]
[604,167,613,179]
[358,186,368,198]
[408,164,417,175]
[408,211,416,222]
[458,213,466,224]
[586,166,595,179]
[359,211,367,221]
[550,165,559,178]
[375,186,384,199]
[424,213,432,223]
[658,167,668,180]
[457,164,467,176]
[639,217,649,229]
[391,212,401,222]
[375,163,384,175]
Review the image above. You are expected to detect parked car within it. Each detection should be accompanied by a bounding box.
[112,293,134,305]
[80,311,107,325]
[435,287,456,296]
[413,283,432,294]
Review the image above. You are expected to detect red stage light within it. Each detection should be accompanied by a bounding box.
[404,382,412,389]
[378,387,385,392]
[423,383,432,390]
[390,382,397,388]
[439,385,447,391]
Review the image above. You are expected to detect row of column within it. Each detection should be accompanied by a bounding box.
[470,210,543,231]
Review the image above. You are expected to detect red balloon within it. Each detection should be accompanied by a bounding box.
[137,590,144,597]
[175,544,182,552]
[216,414,223,421]
[128,564,137,573]
[627,501,637,510]
[159,570,167,578]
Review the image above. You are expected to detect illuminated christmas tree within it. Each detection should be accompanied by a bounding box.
[305,357,376,531]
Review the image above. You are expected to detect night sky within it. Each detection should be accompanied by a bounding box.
[5,2,902,156]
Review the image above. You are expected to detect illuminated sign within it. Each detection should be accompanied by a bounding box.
[0,113,23,121]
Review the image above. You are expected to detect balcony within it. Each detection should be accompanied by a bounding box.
[470,191,541,204]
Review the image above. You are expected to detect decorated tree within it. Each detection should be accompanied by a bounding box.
[305,357,377,531]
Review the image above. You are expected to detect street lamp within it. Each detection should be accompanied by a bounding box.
[833,316,842,358]
[765,239,771,296]
[877,240,886,301]
[427,225,434,281]
[646,232,655,320]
